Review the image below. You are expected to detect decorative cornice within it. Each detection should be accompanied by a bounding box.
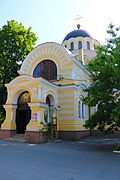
[4,104,17,109]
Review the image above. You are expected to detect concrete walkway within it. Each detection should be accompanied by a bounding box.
[0,137,120,180]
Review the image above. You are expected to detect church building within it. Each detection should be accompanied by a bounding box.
[0,24,99,142]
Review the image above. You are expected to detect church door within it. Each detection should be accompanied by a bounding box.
[16,92,31,134]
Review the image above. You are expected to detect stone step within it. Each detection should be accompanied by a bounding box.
[5,134,26,142]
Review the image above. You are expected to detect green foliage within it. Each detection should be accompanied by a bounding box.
[40,122,52,136]
[0,20,37,123]
[84,24,120,133]
[0,112,4,127]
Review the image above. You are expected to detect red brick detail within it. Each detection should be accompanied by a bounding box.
[58,131,90,140]
[25,131,47,143]
[0,130,16,139]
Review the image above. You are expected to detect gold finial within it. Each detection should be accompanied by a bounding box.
[77,24,80,29]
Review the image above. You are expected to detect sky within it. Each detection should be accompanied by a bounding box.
[0,0,120,46]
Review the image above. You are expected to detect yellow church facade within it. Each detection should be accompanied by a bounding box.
[0,25,99,142]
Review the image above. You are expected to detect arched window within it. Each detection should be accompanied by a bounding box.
[78,100,84,118]
[70,42,74,51]
[78,96,84,119]
[87,41,90,50]
[78,41,82,49]
[44,95,55,124]
[33,60,57,81]
[65,44,67,48]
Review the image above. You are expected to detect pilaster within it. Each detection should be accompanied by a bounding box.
[1,104,17,130]
[26,102,45,131]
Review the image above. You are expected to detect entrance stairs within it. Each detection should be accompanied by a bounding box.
[5,134,26,143]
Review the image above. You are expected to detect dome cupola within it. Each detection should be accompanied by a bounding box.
[62,24,94,51]
[63,24,92,43]
[62,24,99,65]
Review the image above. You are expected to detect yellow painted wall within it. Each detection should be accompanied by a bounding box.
[2,42,93,133]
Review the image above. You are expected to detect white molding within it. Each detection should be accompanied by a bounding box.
[5,75,39,87]
[10,111,13,121]
[40,78,59,89]
[30,56,61,76]
[20,42,71,75]
[37,87,42,99]
[37,111,41,121]
[4,104,17,109]
[12,85,34,104]
[59,84,77,90]
[28,102,49,108]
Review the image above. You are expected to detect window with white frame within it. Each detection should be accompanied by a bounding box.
[70,42,74,50]
[86,41,90,50]
[78,96,84,119]
[33,60,57,81]
[78,41,82,49]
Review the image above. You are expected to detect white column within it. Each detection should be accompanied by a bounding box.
[80,101,83,118]
[37,110,41,121]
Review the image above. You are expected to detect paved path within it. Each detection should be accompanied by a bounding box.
[0,137,120,180]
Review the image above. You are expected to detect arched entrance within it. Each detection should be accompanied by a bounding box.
[44,94,55,124]
[44,94,57,138]
[16,91,31,134]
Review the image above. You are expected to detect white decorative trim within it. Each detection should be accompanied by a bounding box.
[4,104,17,109]
[37,111,41,121]
[11,85,34,104]
[30,56,60,76]
[28,103,40,107]
[20,42,71,75]
[40,77,59,89]
[6,75,38,87]
[45,90,56,104]
[37,87,42,99]
[40,103,49,108]
[59,84,77,90]
[10,111,13,121]
[59,116,75,120]
[28,102,49,108]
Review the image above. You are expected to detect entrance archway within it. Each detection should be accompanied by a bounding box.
[44,94,55,124]
[16,91,31,134]
[44,94,57,138]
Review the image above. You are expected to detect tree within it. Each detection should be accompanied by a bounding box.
[0,20,37,123]
[84,24,120,133]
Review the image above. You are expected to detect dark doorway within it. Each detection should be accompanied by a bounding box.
[16,92,31,134]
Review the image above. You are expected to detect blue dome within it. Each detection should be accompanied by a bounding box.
[63,29,92,42]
